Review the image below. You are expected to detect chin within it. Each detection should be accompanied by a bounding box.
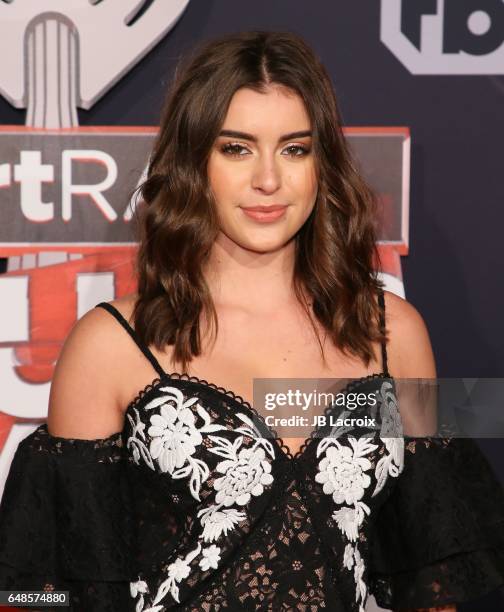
[239,235,292,254]
[219,223,296,253]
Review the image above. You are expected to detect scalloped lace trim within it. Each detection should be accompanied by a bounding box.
[123,371,393,461]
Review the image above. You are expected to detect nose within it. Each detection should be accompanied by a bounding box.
[251,154,281,194]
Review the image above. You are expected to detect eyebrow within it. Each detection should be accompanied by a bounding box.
[218,129,312,142]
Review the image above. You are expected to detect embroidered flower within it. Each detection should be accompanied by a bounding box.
[199,544,221,571]
[384,436,404,470]
[146,543,201,605]
[353,547,367,608]
[148,403,203,473]
[372,380,405,496]
[167,556,192,582]
[213,446,274,507]
[343,543,354,570]
[380,387,403,439]
[130,578,152,612]
[333,506,359,541]
[315,442,373,505]
[332,503,370,542]
[130,579,149,598]
[198,507,247,542]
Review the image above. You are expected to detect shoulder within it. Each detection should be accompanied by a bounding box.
[381,289,436,379]
[47,293,139,438]
[103,293,138,325]
[61,293,138,357]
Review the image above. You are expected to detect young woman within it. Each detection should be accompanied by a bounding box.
[0,31,503,612]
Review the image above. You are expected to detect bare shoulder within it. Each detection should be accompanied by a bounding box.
[107,293,138,324]
[381,289,436,379]
[47,293,139,439]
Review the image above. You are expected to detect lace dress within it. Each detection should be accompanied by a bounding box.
[0,291,503,612]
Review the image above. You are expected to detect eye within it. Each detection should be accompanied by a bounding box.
[282,144,310,157]
[220,143,250,157]
[219,142,311,158]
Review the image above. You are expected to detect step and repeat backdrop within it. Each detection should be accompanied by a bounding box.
[0,2,503,611]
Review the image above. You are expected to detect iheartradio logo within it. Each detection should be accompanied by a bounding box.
[0,0,191,128]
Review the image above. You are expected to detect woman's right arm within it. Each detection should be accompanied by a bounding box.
[47,306,128,438]
[0,306,138,612]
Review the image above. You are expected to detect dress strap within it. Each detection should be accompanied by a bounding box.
[377,289,390,376]
[95,302,166,379]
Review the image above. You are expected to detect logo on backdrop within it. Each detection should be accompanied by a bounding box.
[0,0,190,485]
[381,0,504,74]
[0,0,192,245]
[0,0,190,122]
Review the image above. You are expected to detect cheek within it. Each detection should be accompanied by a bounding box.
[207,157,227,203]
[288,163,318,206]
[207,155,243,206]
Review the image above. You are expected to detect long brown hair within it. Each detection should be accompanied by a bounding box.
[130,30,387,374]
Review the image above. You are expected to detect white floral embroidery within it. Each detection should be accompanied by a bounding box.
[130,579,149,598]
[149,543,202,605]
[126,407,153,469]
[214,446,274,506]
[343,543,354,570]
[315,379,405,612]
[148,402,203,472]
[130,579,149,612]
[198,507,248,542]
[353,548,367,604]
[315,438,377,504]
[199,544,221,571]
[127,385,227,501]
[372,380,404,497]
[129,390,275,611]
[168,555,193,581]
[332,503,370,542]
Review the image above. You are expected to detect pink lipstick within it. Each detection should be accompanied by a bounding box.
[240,205,288,222]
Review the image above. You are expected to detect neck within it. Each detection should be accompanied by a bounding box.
[203,232,301,313]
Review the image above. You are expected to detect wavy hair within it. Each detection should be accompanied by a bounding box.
[130,30,387,374]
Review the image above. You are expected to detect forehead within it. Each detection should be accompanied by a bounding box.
[222,85,311,132]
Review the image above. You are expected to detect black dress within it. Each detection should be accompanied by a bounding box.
[0,290,503,611]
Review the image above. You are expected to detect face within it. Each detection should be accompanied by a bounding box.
[207,84,318,254]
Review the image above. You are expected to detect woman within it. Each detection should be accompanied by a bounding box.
[0,30,503,612]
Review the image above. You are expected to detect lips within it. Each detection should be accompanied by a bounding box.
[240,205,288,223]
[241,205,288,212]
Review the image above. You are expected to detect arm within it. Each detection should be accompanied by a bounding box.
[384,290,437,381]
[47,306,126,437]
[384,291,439,437]
[0,305,136,611]
[385,293,456,612]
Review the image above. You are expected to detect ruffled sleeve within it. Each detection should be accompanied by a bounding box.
[0,423,137,612]
[368,436,504,610]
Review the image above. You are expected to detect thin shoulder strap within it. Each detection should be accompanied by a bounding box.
[95,302,166,379]
[377,289,390,376]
